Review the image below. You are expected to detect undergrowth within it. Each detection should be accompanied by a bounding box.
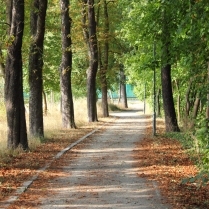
[165,130,209,188]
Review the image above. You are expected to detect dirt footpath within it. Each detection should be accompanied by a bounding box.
[9,111,171,208]
[32,111,170,209]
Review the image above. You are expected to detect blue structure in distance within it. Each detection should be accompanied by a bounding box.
[98,84,137,99]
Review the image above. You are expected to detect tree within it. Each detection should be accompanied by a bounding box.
[29,0,47,138]
[59,0,76,128]
[118,0,181,131]
[82,0,98,122]
[161,4,180,132]
[119,67,128,108]
[4,0,28,149]
[0,46,5,78]
[98,0,109,117]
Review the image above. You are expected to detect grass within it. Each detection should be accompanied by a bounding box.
[0,98,119,161]
[134,121,209,209]
[0,104,7,154]
[0,98,118,203]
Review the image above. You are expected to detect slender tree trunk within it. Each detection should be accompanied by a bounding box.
[101,0,109,117]
[5,0,28,150]
[98,48,109,117]
[175,80,181,122]
[161,64,180,132]
[101,76,109,116]
[29,0,47,138]
[82,0,98,122]
[60,0,76,128]
[97,0,109,117]
[161,7,179,132]
[0,46,5,78]
[42,90,47,115]
[185,78,193,116]
[3,0,13,80]
[6,0,12,32]
[206,62,209,120]
[120,68,128,108]
[193,92,200,119]
[156,88,161,117]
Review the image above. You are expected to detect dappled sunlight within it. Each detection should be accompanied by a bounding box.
[7,110,169,208]
[133,127,209,209]
[0,109,173,209]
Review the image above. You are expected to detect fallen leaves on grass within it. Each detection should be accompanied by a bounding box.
[0,119,111,204]
[134,120,209,209]
[2,115,209,209]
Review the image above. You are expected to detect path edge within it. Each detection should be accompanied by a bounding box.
[1,125,105,208]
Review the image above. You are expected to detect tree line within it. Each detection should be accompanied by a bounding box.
[0,0,123,150]
[1,0,209,170]
[120,0,209,171]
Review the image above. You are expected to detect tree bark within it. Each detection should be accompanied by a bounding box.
[0,46,5,78]
[174,80,181,122]
[156,88,161,117]
[2,0,13,79]
[29,0,47,138]
[161,6,179,132]
[206,62,209,120]
[5,0,28,149]
[120,68,128,108]
[6,0,12,33]
[193,92,200,119]
[60,0,76,128]
[98,47,109,117]
[185,78,193,116]
[98,0,109,117]
[101,0,109,117]
[42,90,47,115]
[161,64,180,132]
[82,0,98,122]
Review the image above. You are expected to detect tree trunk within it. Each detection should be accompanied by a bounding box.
[143,83,146,114]
[101,0,109,117]
[42,90,47,115]
[206,62,209,120]
[82,0,98,122]
[156,88,161,117]
[175,80,181,122]
[185,78,193,116]
[99,48,109,117]
[29,0,47,138]
[161,64,180,132]
[161,6,179,132]
[60,0,76,128]
[6,0,12,33]
[193,92,200,119]
[5,0,28,150]
[98,0,109,117]
[120,68,128,108]
[0,46,5,78]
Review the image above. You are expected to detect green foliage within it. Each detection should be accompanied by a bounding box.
[167,129,209,187]
[182,170,209,188]
[165,131,194,150]
[1,0,209,175]
[194,116,209,169]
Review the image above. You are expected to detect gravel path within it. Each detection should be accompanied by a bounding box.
[38,111,171,209]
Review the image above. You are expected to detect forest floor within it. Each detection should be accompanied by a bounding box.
[0,109,208,208]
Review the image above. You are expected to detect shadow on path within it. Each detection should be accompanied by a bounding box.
[37,111,171,209]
